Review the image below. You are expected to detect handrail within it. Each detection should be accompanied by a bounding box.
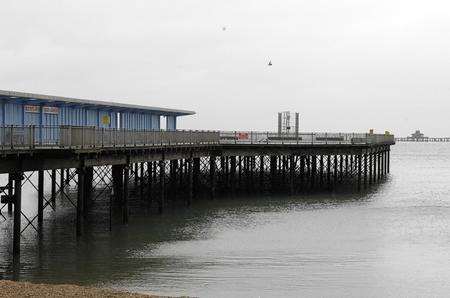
[0,125,394,150]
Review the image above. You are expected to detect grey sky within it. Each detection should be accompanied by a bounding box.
[1,0,449,136]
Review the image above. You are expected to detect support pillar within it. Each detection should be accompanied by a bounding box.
[60,168,64,196]
[158,159,165,213]
[193,158,200,198]
[363,153,368,188]
[66,168,70,186]
[270,156,277,193]
[112,165,124,203]
[333,155,338,186]
[230,156,236,196]
[289,155,295,195]
[319,155,324,186]
[123,164,129,223]
[299,155,305,191]
[327,155,331,190]
[209,156,216,199]
[12,172,23,265]
[7,174,13,215]
[140,162,145,201]
[51,169,56,209]
[147,162,152,204]
[38,170,44,233]
[187,158,193,207]
[84,166,93,210]
[387,149,390,173]
[357,154,362,191]
[134,163,138,188]
[76,166,85,237]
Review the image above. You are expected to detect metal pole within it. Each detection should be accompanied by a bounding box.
[159,159,165,213]
[230,156,236,196]
[289,155,295,195]
[51,169,56,209]
[38,170,44,234]
[76,167,85,237]
[123,163,129,223]
[187,157,193,207]
[210,156,216,199]
[7,174,13,215]
[13,172,23,265]
[357,154,362,191]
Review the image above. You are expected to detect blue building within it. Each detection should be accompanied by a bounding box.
[0,90,194,131]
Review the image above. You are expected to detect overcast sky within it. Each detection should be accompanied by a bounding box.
[1,0,449,136]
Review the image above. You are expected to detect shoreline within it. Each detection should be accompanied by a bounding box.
[0,280,170,298]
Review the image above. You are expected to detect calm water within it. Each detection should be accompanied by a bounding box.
[1,143,450,297]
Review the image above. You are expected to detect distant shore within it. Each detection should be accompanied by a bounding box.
[0,280,168,298]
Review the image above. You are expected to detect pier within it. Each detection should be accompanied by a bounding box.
[0,127,394,266]
[0,90,395,270]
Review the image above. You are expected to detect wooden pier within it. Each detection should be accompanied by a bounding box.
[0,127,395,269]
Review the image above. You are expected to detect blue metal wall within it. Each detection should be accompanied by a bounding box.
[0,99,171,131]
[121,112,160,130]
[166,116,176,131]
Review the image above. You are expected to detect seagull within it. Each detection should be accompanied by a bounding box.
[268,60,272,66]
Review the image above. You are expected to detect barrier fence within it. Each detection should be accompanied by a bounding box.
[0,126,394,150]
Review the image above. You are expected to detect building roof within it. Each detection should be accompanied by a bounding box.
[0,90,195,116]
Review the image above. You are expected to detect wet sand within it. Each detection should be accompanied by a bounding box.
[0,280,168,298]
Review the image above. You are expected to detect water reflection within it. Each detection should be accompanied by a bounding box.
[1,144,449,297]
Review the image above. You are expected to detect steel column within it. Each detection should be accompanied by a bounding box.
[38,170,44,233]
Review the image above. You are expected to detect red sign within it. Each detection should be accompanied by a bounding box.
[237,132,249,140]
[24,105,40,113]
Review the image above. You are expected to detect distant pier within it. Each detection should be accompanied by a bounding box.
[395,137,450,142]
[396,130,450,142]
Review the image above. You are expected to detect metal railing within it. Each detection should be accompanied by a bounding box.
[219,131,395,145]
[0,126,394,150]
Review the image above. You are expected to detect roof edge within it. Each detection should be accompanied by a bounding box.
[0,89,196,116]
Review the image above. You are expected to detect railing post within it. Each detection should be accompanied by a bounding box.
[30,126,35,149]
[101,128,104,148]
[234,131,237,144]
[69,126,72,149]
[311,132,314,145]
[251,131,253,144]
[325,132,327,145]
[10,125,13,149]
[81,126,84,149]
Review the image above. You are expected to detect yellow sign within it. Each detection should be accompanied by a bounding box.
[101,115,110,125]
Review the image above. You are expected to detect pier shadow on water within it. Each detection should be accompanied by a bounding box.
[0,179,384,288]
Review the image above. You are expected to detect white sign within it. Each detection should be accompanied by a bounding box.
[43,106,59,114]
